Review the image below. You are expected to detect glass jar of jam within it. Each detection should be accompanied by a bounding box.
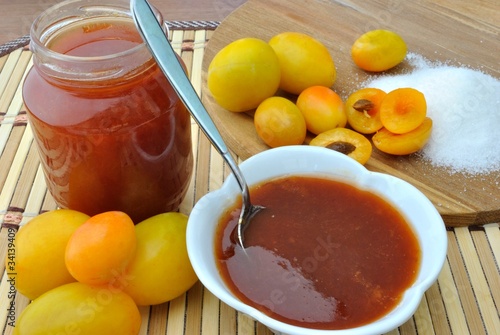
[23,0,193,223]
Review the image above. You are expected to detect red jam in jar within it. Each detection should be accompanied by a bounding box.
[23,1,193,223]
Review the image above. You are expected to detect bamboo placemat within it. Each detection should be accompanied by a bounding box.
[0,24,499,335]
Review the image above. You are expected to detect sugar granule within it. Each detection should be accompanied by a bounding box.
[362,53,500,175]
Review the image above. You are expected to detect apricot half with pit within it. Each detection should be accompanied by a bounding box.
[345,87,386,134]
[309,128,372,165]
[373,117,433,155]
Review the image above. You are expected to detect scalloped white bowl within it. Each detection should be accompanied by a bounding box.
[186,146,447,335]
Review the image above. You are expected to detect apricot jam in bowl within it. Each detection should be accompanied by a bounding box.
[187,146,447,335]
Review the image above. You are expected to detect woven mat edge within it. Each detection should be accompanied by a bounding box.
[0,20,220,58]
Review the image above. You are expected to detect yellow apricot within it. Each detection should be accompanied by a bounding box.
[208,37,281,112]
[6,209,89,300]
[254,96,307,148]
[269,32,336,95]
[14,282,141,335]
[351,29,407,72]
[124,213,198,306]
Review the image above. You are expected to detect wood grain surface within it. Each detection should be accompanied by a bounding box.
[200,0,500,227]
[1,27,499,335]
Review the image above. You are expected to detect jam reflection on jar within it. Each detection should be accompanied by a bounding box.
[22,0,193,223]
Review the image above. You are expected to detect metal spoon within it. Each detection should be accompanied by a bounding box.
[131,0,263,248]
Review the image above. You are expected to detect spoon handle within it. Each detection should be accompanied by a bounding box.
[131,0,230,158]
[131,0,252,200]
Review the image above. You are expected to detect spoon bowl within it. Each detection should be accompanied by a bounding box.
[131,0,262,247]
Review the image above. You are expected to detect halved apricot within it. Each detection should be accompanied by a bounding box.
[379,88,427,134]
[372,117,433,155]
[309,127,372,165]
[345,87,386,134]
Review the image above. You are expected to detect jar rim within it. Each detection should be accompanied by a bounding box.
[29,0,165,82]
[31,28,147,64]
[30,0,164,62]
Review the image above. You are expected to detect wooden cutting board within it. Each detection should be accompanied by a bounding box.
[200,0,500,227]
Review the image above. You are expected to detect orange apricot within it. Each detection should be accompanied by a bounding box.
[65,211,137,286]
[345,87,386,134]
[379,87,427,134]
[296,86,346,135]
[372,117,433,155]
[309,127,372,165]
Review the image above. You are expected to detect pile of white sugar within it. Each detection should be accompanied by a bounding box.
[362,53,500,175]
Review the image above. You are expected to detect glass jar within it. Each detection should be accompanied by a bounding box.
[23,0,193,223]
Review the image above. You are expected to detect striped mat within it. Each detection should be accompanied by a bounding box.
[0,24,499,335]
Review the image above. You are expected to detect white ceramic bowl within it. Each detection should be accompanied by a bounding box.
[186,146,447,335]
